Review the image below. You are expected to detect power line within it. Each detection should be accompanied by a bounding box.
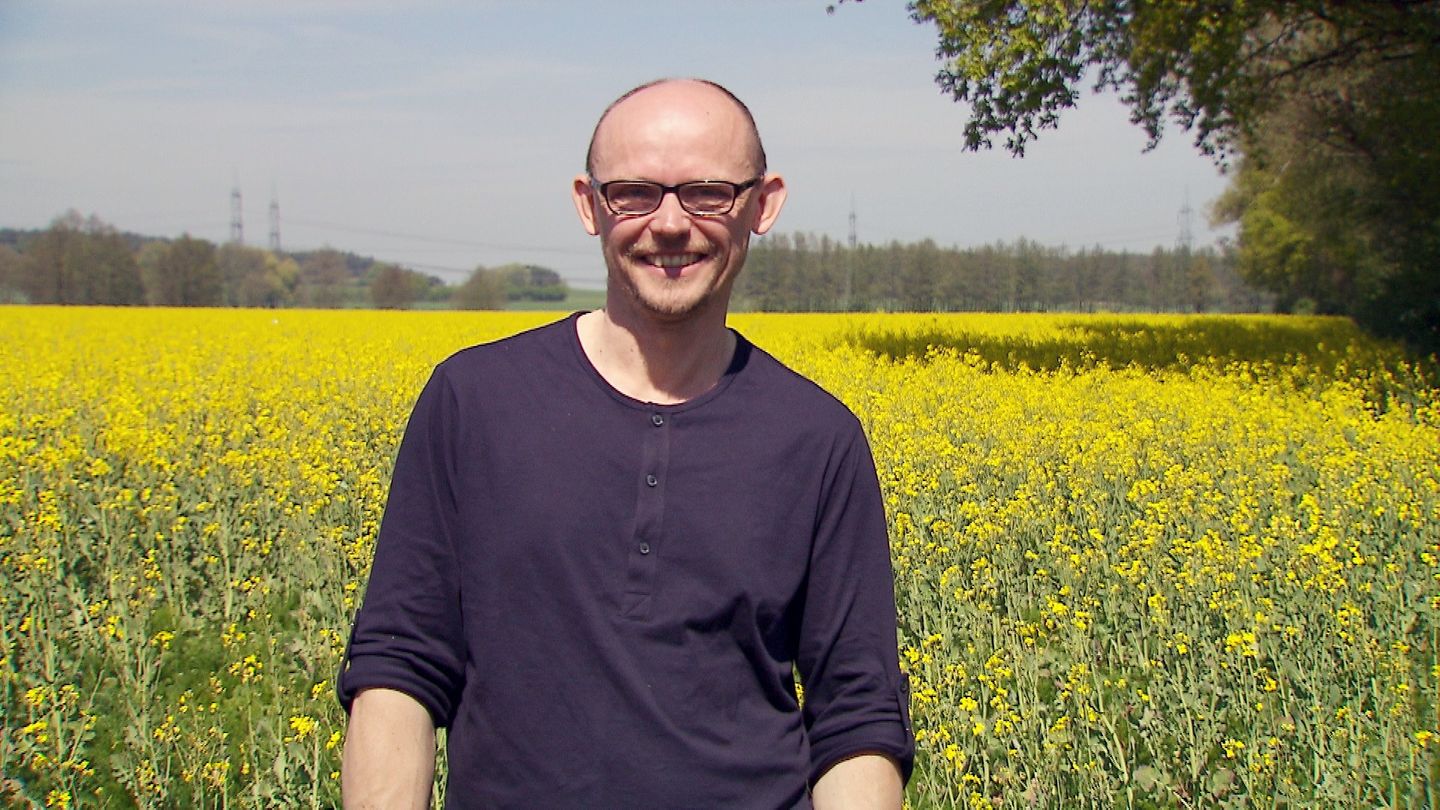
[285,217,594,257]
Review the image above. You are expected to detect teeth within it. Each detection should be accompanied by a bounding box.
[648,253,702,268]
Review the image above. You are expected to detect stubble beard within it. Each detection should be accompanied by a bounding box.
[608,251,734,324]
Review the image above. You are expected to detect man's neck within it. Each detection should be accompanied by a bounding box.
[576,305,736,405]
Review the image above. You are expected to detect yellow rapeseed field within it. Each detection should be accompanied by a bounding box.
[2,306,1437,808]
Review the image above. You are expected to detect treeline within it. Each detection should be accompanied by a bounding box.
[2,212,1270,315]
[735,233,1269,313]
[1210,21,1440,356]
[883,1,1440,354]
[0,212,566,310]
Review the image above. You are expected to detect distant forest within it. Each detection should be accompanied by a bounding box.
[736,233,1266,313]
[0,213,565,310]
[1,212,1269,313]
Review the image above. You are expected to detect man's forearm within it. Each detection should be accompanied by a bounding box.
[812,752,904,810]
[342,688,437,810]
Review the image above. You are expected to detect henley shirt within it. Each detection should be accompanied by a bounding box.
[339,313,913,808]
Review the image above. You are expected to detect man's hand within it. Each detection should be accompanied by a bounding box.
[342,688,437,810]
[811,752,904,810]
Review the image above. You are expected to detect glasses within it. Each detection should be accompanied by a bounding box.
[591,176,762,217]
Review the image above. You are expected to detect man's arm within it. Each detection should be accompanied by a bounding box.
[812,753,904,810]
[797,425,915,789]
[342,688,436,810]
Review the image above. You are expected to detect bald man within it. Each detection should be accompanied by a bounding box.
[340,78,913,809]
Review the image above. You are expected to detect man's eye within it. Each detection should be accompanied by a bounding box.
[682,185,732,210]
[609,184,659,209]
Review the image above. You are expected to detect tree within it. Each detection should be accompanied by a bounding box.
[297,249,350,309]
[500,264,569,302]
[77,221,145,306]
[733,231,1256,313]
[1205,18,1440,349]
[899,239,941,310]
[20,211,85,304]
[452,266,506,310]
[19,212,143,305]
[149,235,221,307]
[216,244,272,307]
[1186,252,1217,313]
[370,263,422,309]
[231,252,298,308]
[0,244,25,303]
[137,242,168,306]
[846,0,1440,350]
[846,1,1440,159]
[734,233,786,310]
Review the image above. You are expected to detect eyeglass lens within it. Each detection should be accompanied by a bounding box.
[605,182,737,215]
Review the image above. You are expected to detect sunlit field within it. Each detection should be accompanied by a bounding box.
[3,307,1437,808]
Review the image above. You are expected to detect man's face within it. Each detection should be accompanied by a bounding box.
[572,81,786,324]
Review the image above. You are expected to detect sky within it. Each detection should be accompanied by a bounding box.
[0,1,1235,288]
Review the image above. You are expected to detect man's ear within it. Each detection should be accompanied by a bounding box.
[750,174,788,235]
[572,175,600,236]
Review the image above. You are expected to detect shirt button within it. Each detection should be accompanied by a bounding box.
[645,474,658,487]
[651,413,664,427]
[639,542,651,554]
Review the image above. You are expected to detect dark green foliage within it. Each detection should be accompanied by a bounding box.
[147,234,222,307]
[733,234,1265,314]
[452,265,506,310]
[16,212,145,305]
[1214,47,1440,355]
[296,249,352,309]
[0,245,23,303]
[500,264,569,302]
[3,219,459,311]
[285,248,373,281]
[840,0,1440,353]
[216,243,300,308]
[864,1,1440,161]
[369,263,425,309]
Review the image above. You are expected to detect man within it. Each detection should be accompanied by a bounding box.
[339,78,913,809]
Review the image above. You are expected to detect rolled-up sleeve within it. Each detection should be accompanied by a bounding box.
[337,365,467,727]
[798,423,915,786]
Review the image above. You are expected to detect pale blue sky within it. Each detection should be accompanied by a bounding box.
[0,1,1233,287]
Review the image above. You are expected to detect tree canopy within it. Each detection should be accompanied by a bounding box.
[843,0,1440,352]
[369,262,432,309]
[17,211,144,305]
[860,0,1440,159]
[148,235,221,307]
[452,266,506,310]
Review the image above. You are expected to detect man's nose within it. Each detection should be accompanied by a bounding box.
[647,190,692,235]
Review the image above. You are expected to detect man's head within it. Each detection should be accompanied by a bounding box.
[584,78,768,178]
[572,78,786,325]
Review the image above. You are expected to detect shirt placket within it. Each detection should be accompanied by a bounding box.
[621,409,670,619]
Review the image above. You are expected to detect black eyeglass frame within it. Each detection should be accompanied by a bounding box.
[589,176,763,217]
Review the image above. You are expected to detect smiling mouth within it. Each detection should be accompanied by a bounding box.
[641,252,706,269]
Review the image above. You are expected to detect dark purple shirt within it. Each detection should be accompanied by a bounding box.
[339,314,913,808]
